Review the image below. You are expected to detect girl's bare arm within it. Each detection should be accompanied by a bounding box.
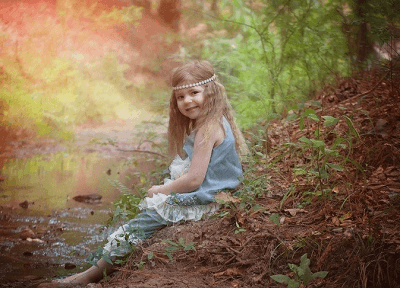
[147,124,224,197]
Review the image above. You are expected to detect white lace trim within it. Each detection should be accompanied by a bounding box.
[103,227,141,256]
[167,154,191,182]
[139,193,220,223]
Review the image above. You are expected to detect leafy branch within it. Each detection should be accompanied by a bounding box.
[271,253,328,288]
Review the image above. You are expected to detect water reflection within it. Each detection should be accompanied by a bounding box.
[0,152,129,214]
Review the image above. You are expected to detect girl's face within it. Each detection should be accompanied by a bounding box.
[175,85,206,120]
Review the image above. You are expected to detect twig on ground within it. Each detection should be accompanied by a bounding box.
[341,67,393,105]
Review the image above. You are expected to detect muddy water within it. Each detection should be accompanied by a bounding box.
[0,151,148,287]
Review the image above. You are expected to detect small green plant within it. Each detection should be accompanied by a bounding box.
[271,253,328,288]
[135,261,146,270]
[280,105,365,207]
[162,238,196,262]
[86,247,113,266]
[269,213,281,226]
[234,221,246,234]
[102,267,112,282]
[108,180,144,224]
[213,210,231,218]
[234,172,269,210]
[293,108,344,185]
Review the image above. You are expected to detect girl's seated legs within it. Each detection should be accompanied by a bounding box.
[38,210,171,287]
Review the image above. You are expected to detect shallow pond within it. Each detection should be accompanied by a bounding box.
[0,151,153,287]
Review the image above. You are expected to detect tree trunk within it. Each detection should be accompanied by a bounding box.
[354,0,373,66]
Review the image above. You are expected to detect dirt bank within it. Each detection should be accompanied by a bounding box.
[94,67,400,288]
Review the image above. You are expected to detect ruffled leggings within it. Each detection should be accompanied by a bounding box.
[103,209,172,257]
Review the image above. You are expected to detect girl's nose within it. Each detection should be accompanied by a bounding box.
[183,95,191,103]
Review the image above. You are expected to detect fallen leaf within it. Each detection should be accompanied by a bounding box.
[214,268,244,277]
[230,280,241,288]
[339,213,351,221]
[284,208,307,216]
[215,192,240,203]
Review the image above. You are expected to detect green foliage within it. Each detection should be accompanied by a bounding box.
[162,238,196,262]
[135,261,146,270]
[234,173,269,211]
[269,213,281,226]
[281,105,363,206]
[86,247,110,266]
[108,180,144,224]
[271,253,328,287]
[233,99,365,211]
[234,221,246,234]
[346,0,400,46]
[213,210,231,218]
[108,169,168,225]
[102,267,112,282]
[179,0,351,128]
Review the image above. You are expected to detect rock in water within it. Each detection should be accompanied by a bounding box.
[19,228,35,240]
[73,194,102,204]
[19,200,34,209]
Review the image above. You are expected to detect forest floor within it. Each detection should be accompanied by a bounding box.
[85,65,399,288]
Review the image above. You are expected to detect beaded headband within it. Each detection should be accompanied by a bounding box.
[172,74,216,91]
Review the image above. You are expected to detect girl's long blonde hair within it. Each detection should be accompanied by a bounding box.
[168,60,248,159]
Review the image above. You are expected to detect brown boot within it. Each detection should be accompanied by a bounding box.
[37,258,116,288]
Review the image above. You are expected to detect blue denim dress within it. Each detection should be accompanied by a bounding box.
[103,116,242,257]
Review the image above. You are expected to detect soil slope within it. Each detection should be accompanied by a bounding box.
[88,66,400,288]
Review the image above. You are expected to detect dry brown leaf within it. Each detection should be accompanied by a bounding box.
[214,268,245,277]
[340,220,353,227]
[284,208,307,216]
[230,280,241,288]
[215,192,241,203]
[332,216,340,226]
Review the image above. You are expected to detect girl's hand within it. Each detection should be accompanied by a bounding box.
[147,185,164,198]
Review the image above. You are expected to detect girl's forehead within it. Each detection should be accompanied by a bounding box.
[175,85,204,95]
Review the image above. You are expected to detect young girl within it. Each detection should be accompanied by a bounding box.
[38,60,248,287]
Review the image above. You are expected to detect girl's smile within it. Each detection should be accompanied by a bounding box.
[175,85,205,119]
